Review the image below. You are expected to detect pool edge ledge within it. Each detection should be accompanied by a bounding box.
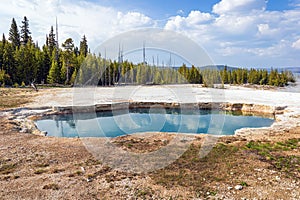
[51,102,285,115]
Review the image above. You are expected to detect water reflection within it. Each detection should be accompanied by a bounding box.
[35,108,274,138]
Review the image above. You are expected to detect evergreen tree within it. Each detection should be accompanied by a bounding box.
[45,35,49,46]
[153,67,162,84]
[20,16,31,45]
[0,69,11,86]
[8,18,20,49]
[15,40,37,84]
[62,38,74,84]
[0,36,4,69]
[2,33,6,44]
[260,70,268,85]
[47,56,60,84]
[221,66,229,84]
[2,42,16,83]
[47,26,56,53]
[178,64,189,81]
[188,65,202,83]
[79,35,88,57]
[36,45,51,83]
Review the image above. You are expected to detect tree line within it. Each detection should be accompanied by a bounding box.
[179,65,295,87]
[0,16,296,87]
[76,57,295,87]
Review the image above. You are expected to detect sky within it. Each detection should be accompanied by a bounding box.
[0,0,300,68]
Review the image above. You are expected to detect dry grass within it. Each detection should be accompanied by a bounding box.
[0,88,38,110]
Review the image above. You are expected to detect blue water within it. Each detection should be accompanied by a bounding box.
[35,109,274,138]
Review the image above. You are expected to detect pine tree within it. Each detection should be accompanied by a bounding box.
[47,58,60,84]
[2,34,6,44]
[62,38,74,84]
[178,64,189,81]
[8,18,20,49]
[259,70,268,85]
[221,66,229,84]
[20,16,31,45]
[35,45,50,83]
[188,65,201,83]
[15,40,37,84]
[0,35,4,70]
[79,35,88,57]
[0,69,11,86]
[47,26,56,53]
[2,42,16,83]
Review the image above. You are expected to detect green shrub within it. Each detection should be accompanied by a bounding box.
[21,81,26,87]
[13,83,19,88]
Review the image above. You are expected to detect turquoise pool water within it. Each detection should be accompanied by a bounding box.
[35,108,274,138]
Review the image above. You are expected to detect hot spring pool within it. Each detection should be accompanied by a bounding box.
[35,108,274,138]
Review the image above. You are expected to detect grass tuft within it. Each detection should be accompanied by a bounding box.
[0,163,17,175]
[43,183,59,190]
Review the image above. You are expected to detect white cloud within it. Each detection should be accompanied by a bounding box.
[165,10,212,30]
[186,11,213,25]
[257,24,279,36]
[165,11,214,44]
[212,0,267,15]
[116,12,154,30]
[292,39,300,49]
[214,14,257,35]
[165,16,184,30]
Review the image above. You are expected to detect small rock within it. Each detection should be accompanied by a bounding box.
[87,178,93,182]
[180,137,193,142]
[258,177,262,181]
[49,160,58,164]
[235,185,243,190]
[275,176,281,181]
[20,128,28,133]
[81,167,85,172]
[41,131,47,136]
[228,186,233,190]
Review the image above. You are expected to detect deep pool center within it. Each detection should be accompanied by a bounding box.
[34,103,275,138]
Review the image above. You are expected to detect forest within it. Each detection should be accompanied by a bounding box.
[0,16,296,88]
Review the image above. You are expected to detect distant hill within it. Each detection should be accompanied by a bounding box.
[257,67,300,74]
[199,65,300,74]
[282,67,300,74]
[173,65,300,74]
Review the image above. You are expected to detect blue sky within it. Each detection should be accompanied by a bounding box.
[0,0,299,68]
[94,0,294,17]
[95,0,221,18]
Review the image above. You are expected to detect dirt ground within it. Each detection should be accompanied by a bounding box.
[0,88,300,199]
